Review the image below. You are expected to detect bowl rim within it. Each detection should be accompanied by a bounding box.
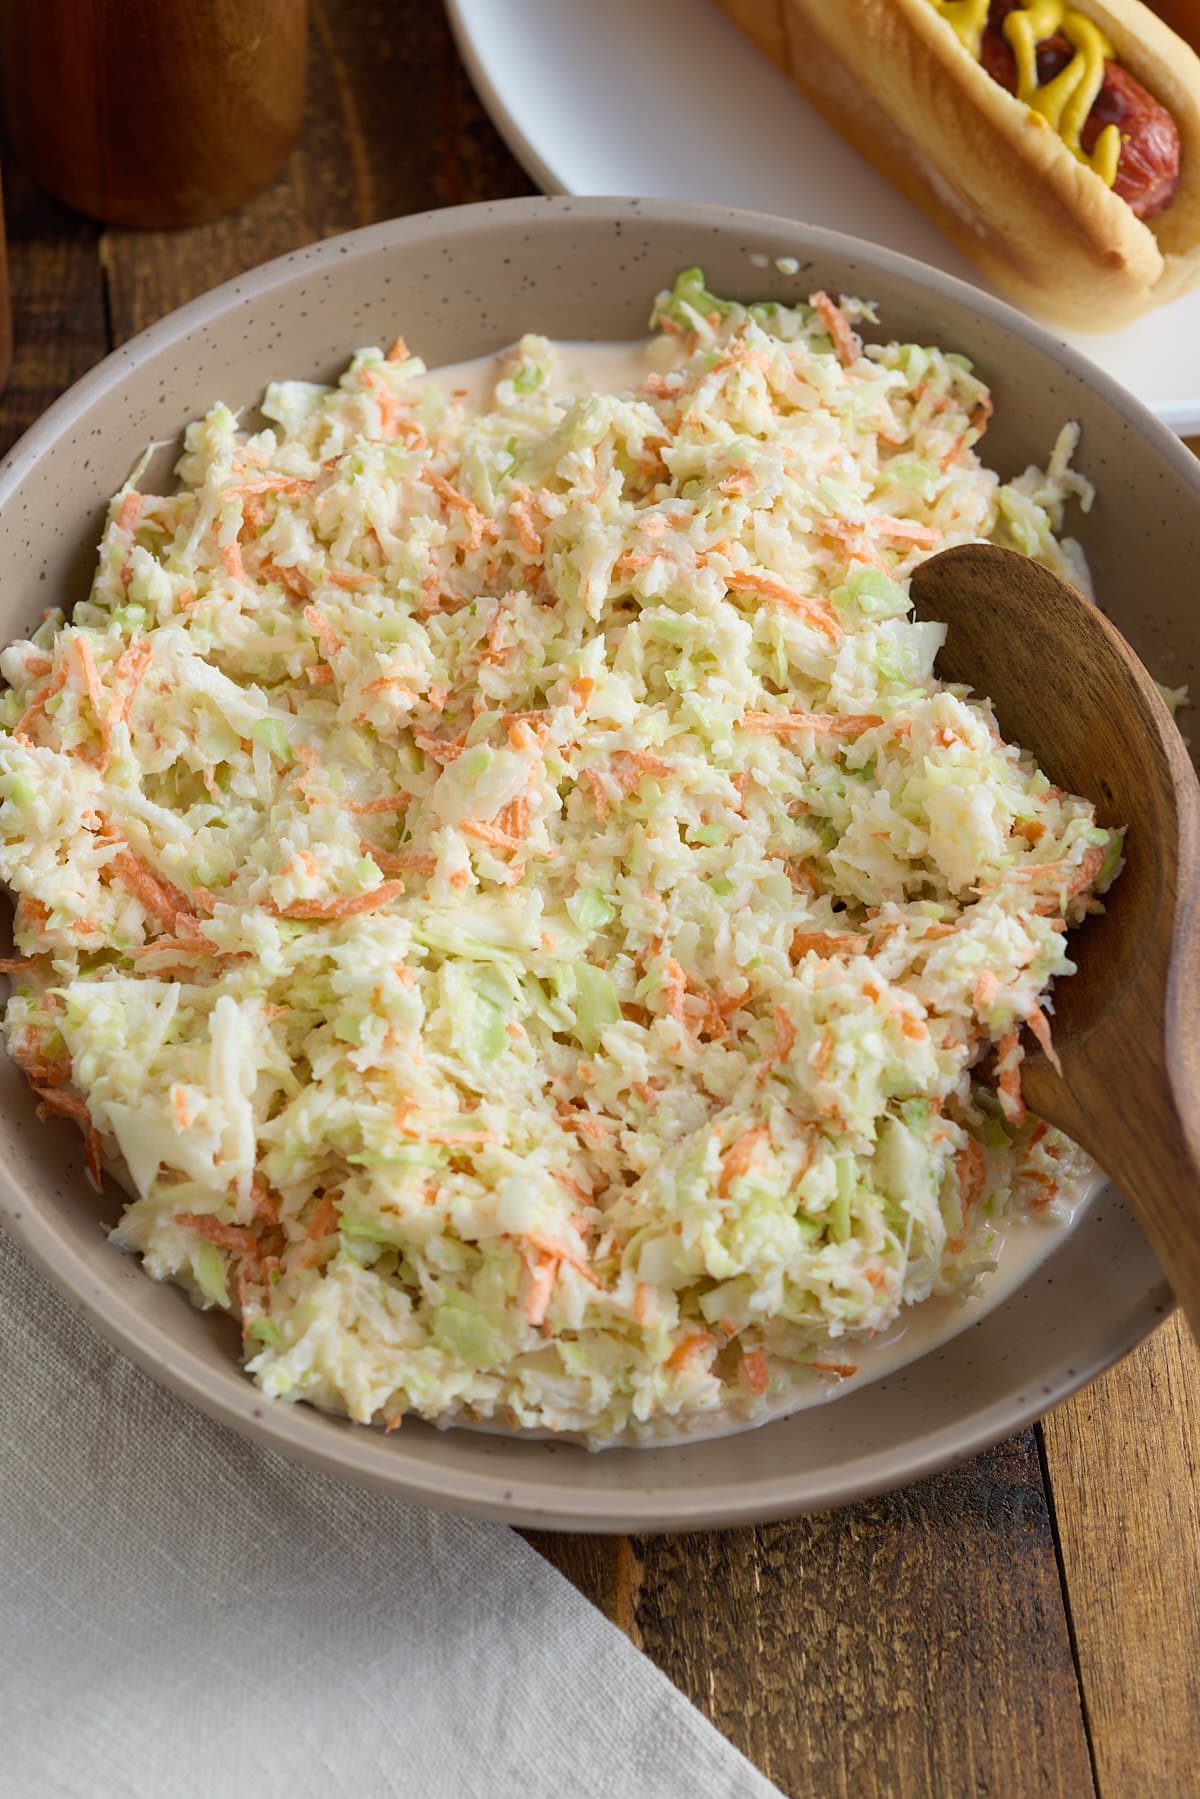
[0,192,1183,1530]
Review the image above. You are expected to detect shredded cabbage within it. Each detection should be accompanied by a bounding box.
[0,273,1116,1442]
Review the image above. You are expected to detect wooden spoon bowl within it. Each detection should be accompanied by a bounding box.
[910,542,1200,1340]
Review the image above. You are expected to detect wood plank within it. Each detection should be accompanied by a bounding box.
[100,0,533,344]
[522,1533,644,1642]
[531,1432,1094,1799]
[1040,1313,1200,1796]
[0,156,109,455]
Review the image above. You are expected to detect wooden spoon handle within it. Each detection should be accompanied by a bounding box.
[1158,759,1200,1341]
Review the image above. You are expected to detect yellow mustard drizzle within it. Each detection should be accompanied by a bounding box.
[926,0,991,57]
[1003,2,1121,183]
[925,0,1122,186]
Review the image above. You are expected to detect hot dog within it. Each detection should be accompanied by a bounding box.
[715,0,1200,329]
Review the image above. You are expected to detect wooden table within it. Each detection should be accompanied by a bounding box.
[3,5,1196,1792]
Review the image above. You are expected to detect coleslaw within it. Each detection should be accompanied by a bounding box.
[0,271,1117,1442]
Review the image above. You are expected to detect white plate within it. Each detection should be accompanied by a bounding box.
[447,0,1200,433]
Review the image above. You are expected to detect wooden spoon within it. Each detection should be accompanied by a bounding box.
[909,541,1200,1341]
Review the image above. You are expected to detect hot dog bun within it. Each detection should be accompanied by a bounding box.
[715,0,1200,329]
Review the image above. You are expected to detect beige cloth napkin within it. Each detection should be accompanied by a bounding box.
[0,1229,780,1799]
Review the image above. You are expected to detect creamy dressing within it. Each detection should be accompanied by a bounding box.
[454,1176,1101,1449]
[642,1171,1103,1446]
[427,337,661,411]
[424,336,1102,1450]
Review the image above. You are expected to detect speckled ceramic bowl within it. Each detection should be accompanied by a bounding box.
[0,198,1190,1529]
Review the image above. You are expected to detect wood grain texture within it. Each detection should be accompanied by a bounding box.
[100,0,534,346]
[0,0,307,228]
[1041,1313,1200,1797]
[622,1433,1093,1798]
[0,158,107,457]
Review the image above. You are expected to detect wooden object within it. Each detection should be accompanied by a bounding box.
[911,541,1200,1340]
[0,0,307,228]
[1043,1311,1200,1795]
[0,3,1194,1790]
[0,168,13,395]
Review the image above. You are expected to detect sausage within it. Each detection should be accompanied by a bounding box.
[981,0,1181,217]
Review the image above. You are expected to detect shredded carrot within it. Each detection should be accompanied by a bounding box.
[974,971,999,1008]
[810,1360,857,1378]
[413,727,466,764]
[327,568,377,590]
[525,1229,599,1285]
[724,569,841,640]
[0,954,46,975]
[558,1108,610,1143]
[343,793,410,816]
[13,664,68,742]
[250,1178,281,1226]
[398,1121,497,1147]
[386,335,409,364]
[666,1331,715,1373]
[582,768,608,821]
[107,639,152,737]
[33,1085,89,1122]
[422,468,495,551]
[810,289,859,367]
[177,1213,260,1256]
[754,1004,798,1085]
[1066,845,1105,897]
[870,516,942,547]
[128,935,223,961]
[363,368,403,440]
[970,394,994,436]
[661,957,688,1025]
[362,843,436,877]
[791,929,868,959]
[609,749,671,797]
[272,881,406,920]
[460,816,553,860]
[109,847,196,933]
[956,1137,987,1224]
[1025,1003,1063,1076]
[811,1025,834,1079]
[719,1124,768,1197]
[220,541,245,582]
[116,492,142,535]
[742,1348,770,1394]
[305,664,335,685]
[743,710,882,738]
[522,1250,558,1327]
[939,434,968,472]
[303,605,343,659]
[227,476,315,500]
[305,1191,341,1242]
[508,494,542,558]
[260,559,312,599]
[996,1028,1026,1127]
